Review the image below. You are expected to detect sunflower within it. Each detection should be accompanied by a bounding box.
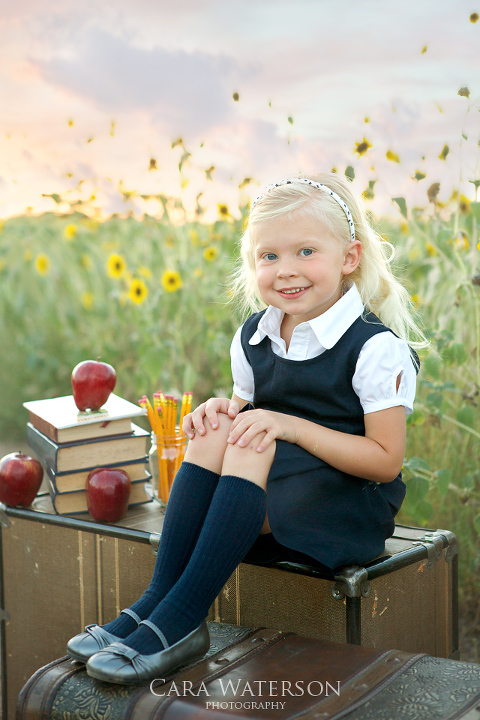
[107,254,126,278]
[386,150,400,163]
[81,254,93,269]
[427,182,441,204]
[459,195,471,214]
[218,204,230,219]
[203,246,218,262]
[35,253,50,275]
[354,138,372,156]
[455,232,469,250]
[81,291,94,310]
[162,270,182,293]
[64,223,77,241]
[129,279,148,304]
[426,242,438,257]
[438,144,449,161]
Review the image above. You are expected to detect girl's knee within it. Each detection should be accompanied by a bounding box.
[184,413,233,473]
[221,435,275,487]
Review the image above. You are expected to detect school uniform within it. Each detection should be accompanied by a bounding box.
[231,284,417,575]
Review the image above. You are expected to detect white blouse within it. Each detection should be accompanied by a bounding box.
[231,284,417,415]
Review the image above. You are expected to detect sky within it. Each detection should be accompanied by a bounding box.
[0,0,479,220]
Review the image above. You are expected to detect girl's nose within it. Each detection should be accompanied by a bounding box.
[277,264,298,278]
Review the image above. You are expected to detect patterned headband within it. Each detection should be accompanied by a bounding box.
[251,177,356,242]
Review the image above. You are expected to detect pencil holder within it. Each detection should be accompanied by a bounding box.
[149,430,188,505]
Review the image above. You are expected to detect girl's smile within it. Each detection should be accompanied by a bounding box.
[277,286,311,298]
[253,214,361,329]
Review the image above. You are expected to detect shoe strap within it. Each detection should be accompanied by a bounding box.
[121,608,142,625]
[140,619,169,649]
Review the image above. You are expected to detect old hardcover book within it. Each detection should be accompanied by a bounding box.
[45,457,150,493]
[46,478,153,515]
[23,393,146,443]
[26,422,149,473]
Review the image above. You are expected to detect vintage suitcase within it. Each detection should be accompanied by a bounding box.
[16,622,480,720]
[212,525,459,659]
[0,498,458,720]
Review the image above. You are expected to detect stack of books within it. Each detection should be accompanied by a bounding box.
[23,394,152,515]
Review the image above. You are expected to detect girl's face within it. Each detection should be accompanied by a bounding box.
[253,213,361,326]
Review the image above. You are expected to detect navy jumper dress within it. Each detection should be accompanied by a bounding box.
[240,309,411,573]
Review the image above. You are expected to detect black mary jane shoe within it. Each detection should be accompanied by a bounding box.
[66,608,142,663]
[86,619,210,685]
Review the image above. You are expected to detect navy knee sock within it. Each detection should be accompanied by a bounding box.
[102,462,220,638]
[122,475,266,654]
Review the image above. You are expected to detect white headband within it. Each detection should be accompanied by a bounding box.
[251,177,356,242]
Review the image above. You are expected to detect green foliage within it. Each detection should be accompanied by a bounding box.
[0,206,243,439]
[386,198,480,604]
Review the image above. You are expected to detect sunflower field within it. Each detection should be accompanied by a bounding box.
[1,133,480,658]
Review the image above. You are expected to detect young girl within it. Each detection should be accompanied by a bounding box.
[67,173,425,685]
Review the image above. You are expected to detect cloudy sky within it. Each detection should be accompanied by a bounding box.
[1,0,479,219]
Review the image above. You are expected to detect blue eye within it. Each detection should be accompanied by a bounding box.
[300,248,313,256]
[264,253,277,261]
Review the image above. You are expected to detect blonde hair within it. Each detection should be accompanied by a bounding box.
[230,173,428,352]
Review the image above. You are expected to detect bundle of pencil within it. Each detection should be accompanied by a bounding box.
[139,391,192,503]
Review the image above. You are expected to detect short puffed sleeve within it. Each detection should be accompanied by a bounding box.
[352,332,417,415]
[230,326,255,402]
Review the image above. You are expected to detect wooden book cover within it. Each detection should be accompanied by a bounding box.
[23,393,146,443]
[44,457,151,493]
[26,422,149,473]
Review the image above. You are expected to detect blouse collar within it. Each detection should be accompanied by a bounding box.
[249,283,365,350]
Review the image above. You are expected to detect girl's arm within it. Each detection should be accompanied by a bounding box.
[227,406,406,484]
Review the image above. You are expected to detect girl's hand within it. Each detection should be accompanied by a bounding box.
[182,398,240,440]
[227,409,298,452]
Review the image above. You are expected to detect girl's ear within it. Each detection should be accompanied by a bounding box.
[342,241,362,275]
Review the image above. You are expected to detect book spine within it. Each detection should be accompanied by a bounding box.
[48,463,151,493]
[28,412,58,443]
[26,423,59,473]
[43,464,59,493]
[47,478,153,515]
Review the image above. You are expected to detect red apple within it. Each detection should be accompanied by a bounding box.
[71,358,116,411]
[85,468,131,522]
[0,452,44,507]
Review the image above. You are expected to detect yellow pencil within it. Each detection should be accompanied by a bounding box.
[145,397,162,435]
[172,396,178,433]
[153,402,170,501]
[179,392,189,431]
[153,392,162,415]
